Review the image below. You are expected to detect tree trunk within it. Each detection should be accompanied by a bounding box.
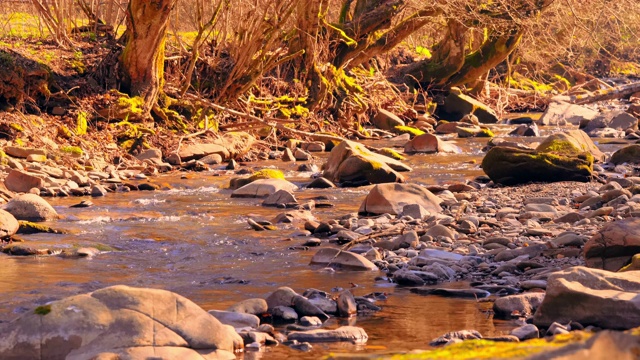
[399,20,469,86]
[119,0,177,114]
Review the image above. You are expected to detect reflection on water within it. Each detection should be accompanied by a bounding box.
[0,130,619,358]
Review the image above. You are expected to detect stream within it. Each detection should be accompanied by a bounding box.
[0,127,626,359]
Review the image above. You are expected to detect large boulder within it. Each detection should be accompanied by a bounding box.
[0,209,19,239]
[439,91,499,124]
[322,140,411,186]
[3,193,58,221]
[231,178,297,198]
[358,183,442,215]
[404,133,461,154]
[584,218,640,271]
[538,101,598,126]
[310,248,378,271]
[481,146,593,186]
[4,169,44,193]
[610,144,640,165]
[0,285,243,359]
[533,266,640,329]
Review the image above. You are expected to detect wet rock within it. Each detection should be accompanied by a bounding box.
[4,169,44,193]
[610,144,640,165]
[306,177,336,189]
[298,316,322,327]
[266,287,298,310]
[493,293,545,318]
[510,324,539,340]
[584,218,640,271]
[294,148,312,161]
[509,123,540,137]
[310,248,377,271]
[262,189,297,207]
[138,183,160,191]
[322,140,411,186]
[282,148,295,162]
[292,295,329,321]
[358,183,442,215]
[307,297,338,315]
[539,101,598,126]
[429,330,482,346]
[4,194,58,222]
[287,326,368,343]
[337,290,357,318]
[373,109,405,131]
[410,288,490,299]
[404,133,461,154]
[583,111,638,135]
[0,209,19,239]
[534,266,640,329]
[209,310,260,329]
[271,306,298,321]
[0,285,243,359]
[91,184,108,197]
[227,298,268,315]
[231,178,298,198]
[440,91,499,124]
[393,269,437,285]
[272,210,314,224]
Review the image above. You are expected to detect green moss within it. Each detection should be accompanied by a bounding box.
[60,146,83,157]
[385,332,592,359]
[230,169,286,189]
[249,169,285,181]
[76,111,88,135]
[34,305,51,315]
[18,221,66,235]
[9,123,23,132]
[537,139,577,154]
[478,128,495,138]
[394,126,426,137]
[378,148,406,161]
[117,94,145,116]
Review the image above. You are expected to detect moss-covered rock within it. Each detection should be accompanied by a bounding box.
[438,90,499,124]
[17,221,67,235]
[377,148,406,161]
[610,144,640,165]
[323,140,411,186]
[394,126,425,138]
[229,169,285,190]
[536,130,605,162]
[482,146,593,186]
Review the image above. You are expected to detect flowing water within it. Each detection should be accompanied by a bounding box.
[0,128,626,358]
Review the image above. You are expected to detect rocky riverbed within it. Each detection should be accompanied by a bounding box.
[1,96,640,358]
